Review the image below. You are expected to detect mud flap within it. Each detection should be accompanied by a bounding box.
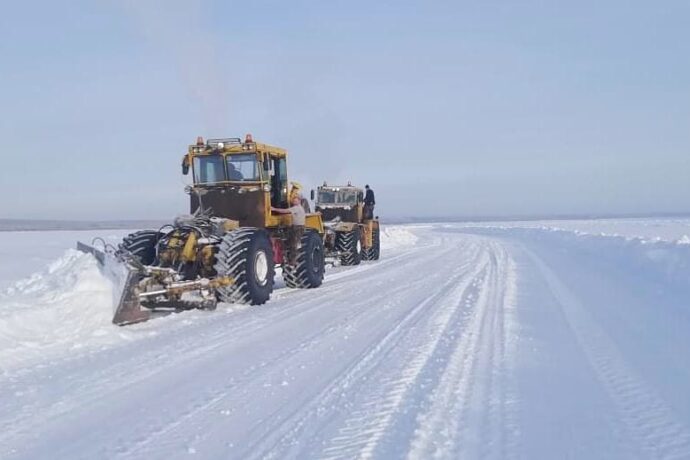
[76,242,150,325]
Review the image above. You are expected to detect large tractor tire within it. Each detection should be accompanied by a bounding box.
[335,228,361,266]
[119,230,162,265]
[373,227,380,260]
[215,228,275,305]
[283,230,325,289]
[361,227,380,261]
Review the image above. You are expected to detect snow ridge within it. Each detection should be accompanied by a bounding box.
[0,250,120,372]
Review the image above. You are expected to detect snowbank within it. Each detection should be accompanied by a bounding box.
[464,226,690,291]
[380,226,419,250]
[0,250,133,371]
[455,217,690,244]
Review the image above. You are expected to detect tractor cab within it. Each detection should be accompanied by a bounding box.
[314,183,364,223]
[182,135,291,227]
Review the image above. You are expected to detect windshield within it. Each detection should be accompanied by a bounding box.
[227,154,261,181]
[192,154,261,184]
[318,189,358,205]
[193,155,226,184]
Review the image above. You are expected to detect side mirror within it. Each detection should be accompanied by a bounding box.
[181,157,190,175]
[310,189,315,200]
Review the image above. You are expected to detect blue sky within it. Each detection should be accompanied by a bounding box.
[1,1,689,220]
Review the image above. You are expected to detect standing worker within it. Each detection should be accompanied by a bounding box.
[272,194,306,266]
[364,184,376,219]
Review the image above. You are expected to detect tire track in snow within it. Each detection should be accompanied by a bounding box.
[316,248,493,460]
[526,248,690,460]
[407,240,518,460]
[241,241,490,460]
[475,242,519,460]
[109,248,473,460]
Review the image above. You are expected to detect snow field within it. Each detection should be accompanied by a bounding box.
[0,220,689,459]
[453,217,690,244]
[460,226,690,289]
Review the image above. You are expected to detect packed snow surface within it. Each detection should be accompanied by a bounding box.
[1,219,690,459]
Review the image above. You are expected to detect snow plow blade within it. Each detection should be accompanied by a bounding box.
[77,241,234,326]
[76,241,150,325]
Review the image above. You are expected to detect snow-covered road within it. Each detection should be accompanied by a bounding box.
[1,223,690,459]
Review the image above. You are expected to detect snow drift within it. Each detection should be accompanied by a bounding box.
[0,250,130,371]
[380,225,418,250]
[462,226,690,292]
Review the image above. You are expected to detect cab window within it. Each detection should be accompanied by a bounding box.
[226,154,261,181]
[193,156,226,184]
[317,190,336,204]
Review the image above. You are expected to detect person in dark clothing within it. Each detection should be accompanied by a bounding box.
[228,163,244,181]
[364,184,375,220]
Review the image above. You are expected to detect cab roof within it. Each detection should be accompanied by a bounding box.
[318,184,363,192]
[187,135,287,158]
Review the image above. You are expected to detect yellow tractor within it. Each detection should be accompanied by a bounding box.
[313,182,380,265]
[78,135,325,325]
